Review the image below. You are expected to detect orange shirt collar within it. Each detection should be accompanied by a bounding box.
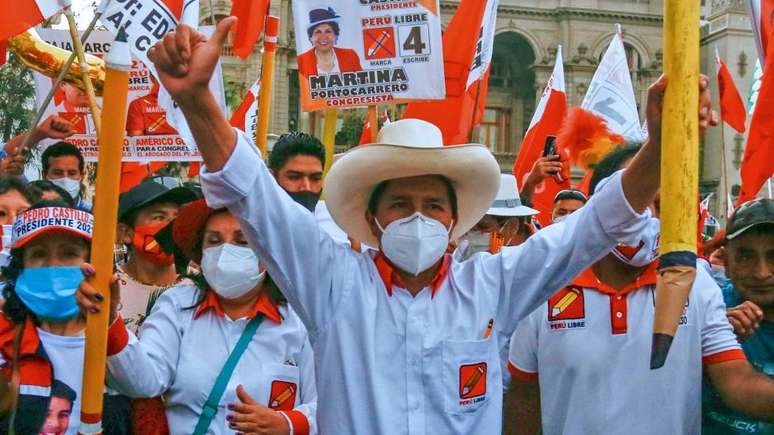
[194,290,283,323]
[375,253,451,298]
[571,261,659,295]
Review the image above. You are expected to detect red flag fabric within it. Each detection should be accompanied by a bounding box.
[716,54,747,133]
[401,0,495,144]
[512,50,568,226]
[738,34,774,204]
[230,0,269,60]
[229,79,261,142]
[0,0,69,41]
[359,116,371,145]
[749,0,774,62]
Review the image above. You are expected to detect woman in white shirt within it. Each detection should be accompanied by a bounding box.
[0,201,130,434]
[78,198,316,435]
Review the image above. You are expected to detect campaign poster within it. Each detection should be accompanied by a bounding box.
[292,0,445,111]
[32,28,224,162]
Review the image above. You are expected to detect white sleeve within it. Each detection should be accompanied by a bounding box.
[698,267,744,363]
[287,335,317,435]
[105,288,184,398]
[486,170,650,335]
[200,130,361,341]
[508,310,540,380]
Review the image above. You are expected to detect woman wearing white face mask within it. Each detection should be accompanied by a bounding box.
[78,199,317,435]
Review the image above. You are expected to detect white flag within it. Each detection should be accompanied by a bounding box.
[465,0,498,88]
[581,25,644,142]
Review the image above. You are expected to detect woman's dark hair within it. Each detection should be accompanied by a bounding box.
[589,143,642,196]
[307,21,340,39]
[0,176,36,204]
[1,200,89,325]
[27,180,75,207]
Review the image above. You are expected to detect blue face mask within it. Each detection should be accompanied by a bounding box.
[14,266,83,322]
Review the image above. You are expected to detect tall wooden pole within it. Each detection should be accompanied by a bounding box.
[651,0,700,369]
[322,109,337,177]
[368,105,379,142]
[255,16,280,157]
[64,6,102,136]
[78,31,131,435]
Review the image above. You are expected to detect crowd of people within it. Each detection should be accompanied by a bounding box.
[0,18,771,435]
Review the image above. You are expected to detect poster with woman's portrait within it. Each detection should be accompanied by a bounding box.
[292,0,445,111]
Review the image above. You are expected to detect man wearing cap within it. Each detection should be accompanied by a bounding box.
[457,173,537,261]
[147,20,712,434]
[551,189,588,224]
[117,176,197,331]
[506,149,774,435]
[703,198,774,434]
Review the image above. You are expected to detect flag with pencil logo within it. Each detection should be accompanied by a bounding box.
[268,380,297,411]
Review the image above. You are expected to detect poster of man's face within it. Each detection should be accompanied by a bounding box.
[39,380,76,435]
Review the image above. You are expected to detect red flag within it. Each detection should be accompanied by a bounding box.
[230,0,269,60]
[512,49,568,226]
[229,79,261,141]
[716,53,747,133]
[402,0,496,144]
[359,110,391,145]
[738,33,774,204]
[749,0,774,62]
[0,0,70,41]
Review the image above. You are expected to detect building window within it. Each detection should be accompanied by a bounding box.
[476,108,511,153]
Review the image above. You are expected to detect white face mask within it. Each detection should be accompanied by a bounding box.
[376,212,451,276]
[552,215,568,224]
[462,231,491,255]
[50,177,81,200]
[201,243,265,300]
[612,217,660,267]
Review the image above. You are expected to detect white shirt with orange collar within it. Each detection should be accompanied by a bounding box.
[508,262,744,435]
[105,284,317,435]
[198,129,650,435]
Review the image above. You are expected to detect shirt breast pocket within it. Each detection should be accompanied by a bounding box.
[262,363,301,411]
[442,339,493,415]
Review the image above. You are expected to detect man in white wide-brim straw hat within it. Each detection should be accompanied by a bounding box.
[457,173,539,260]
[145,20,715,435]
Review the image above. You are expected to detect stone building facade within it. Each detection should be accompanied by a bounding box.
[202,0,760,219]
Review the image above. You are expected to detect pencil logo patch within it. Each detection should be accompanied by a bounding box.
[547,287,585,330]
[268,381,297,411]
[458,362,487,404]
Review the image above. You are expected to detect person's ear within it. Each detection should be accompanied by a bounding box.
[366,210,381,241]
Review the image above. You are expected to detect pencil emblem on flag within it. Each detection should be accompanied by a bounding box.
[458,362,487,399]
[362,27,395,60]
[548,287,585,321]
[268,381,297,411]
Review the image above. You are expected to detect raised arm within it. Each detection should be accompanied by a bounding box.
[148,19,358,337]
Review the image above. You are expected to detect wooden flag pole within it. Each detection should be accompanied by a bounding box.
[322,109,337,176]
[64,6,102,136]
[368,105,379,142]
[650,0,700,369]
[255,16,280,157]
[78,31,131,435]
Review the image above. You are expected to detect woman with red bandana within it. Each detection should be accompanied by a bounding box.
[116,176,197,333]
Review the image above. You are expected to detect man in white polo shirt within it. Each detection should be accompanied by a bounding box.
[146,19,712,434]
[506,145,774,435]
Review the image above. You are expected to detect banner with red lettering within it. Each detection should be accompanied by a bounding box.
[32,28,224,161]
[291,0,445,111]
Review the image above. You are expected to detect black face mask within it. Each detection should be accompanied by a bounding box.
[287,191,321,212]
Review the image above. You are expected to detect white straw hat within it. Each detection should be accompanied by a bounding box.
[487,174,539,217]
[324,119,501,247]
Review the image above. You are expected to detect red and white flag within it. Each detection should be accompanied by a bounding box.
[748,0,774,61]
[230,0,269,60]
[512,47,569,226]
[402,0,498,144]
[716,49,747,133]
[359,110,391,145]
[581,25,644,142]
[0,0,70,41]
[229,79,261,143]
[738,31,774,204]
